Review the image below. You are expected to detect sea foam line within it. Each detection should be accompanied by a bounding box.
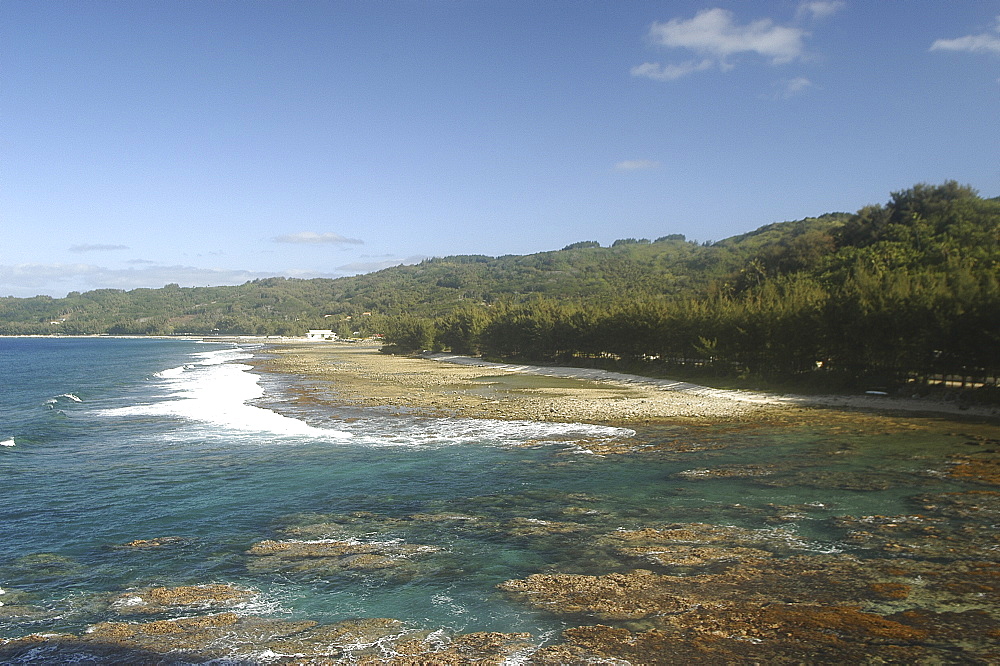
[346,416,634,449]
[103,347,351,440]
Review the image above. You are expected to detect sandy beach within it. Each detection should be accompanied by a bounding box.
[252,341,999,425]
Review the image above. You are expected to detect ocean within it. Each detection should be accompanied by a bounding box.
[1,337,997,663]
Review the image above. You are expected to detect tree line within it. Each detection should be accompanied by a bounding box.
[381,183,999,393]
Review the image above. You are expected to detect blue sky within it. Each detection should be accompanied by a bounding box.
[2,0,998,298]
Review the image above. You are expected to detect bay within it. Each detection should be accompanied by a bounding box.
[0,337,997,663]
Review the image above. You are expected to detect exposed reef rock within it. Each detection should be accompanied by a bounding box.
[109,584,256,615]
[495,515,1000,663]
[0,614,535,664]
[947,452,1000,485]
[113,536,191,550]
[675,464,775,479]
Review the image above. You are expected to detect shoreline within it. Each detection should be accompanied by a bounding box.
[423,352,1000,420]
[5,335,994,422]
[251,342,1000,425]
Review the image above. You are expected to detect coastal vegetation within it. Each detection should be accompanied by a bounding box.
[3,182,997,394]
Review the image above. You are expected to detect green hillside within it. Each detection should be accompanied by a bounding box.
[3,182,998,394]
[0,217,846,336]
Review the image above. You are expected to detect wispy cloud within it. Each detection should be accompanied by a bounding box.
[931,16,1000,55]
[630,60,713,81]
[632,4,838,82]
[0,263,337,298]
[68,243,129,253]
[775,76,815,98]
[336,256,426,274]
[796,1,845,22]
[614,159,661,171]
[272,231,364,245]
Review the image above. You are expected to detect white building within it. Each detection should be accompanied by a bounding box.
[306,329,337,340]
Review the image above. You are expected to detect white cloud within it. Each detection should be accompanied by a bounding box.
[796,1,845,22]
[68,243,130,252]
[650,8,807,64]
[633,5,841,82]
[614,159,661,171]
[931,17,1000,55]
[272,231,364,245]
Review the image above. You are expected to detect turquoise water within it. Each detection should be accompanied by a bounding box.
[0,337,995,660]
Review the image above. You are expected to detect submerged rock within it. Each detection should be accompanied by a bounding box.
[246,538,442,578]
[832,512,1000,561]
[0,587,47,622]
[1,553,83,581]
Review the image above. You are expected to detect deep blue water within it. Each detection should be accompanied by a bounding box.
[0,337,992,660]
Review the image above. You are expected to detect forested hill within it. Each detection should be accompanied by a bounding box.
[1,213,852,337]
[3,182,998,391]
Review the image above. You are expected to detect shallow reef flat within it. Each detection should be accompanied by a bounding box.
[6,471,1000,663]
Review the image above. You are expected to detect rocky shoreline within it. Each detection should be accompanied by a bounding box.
[250,341,999,430]
[251,341,803,426]
[4,340,999,663]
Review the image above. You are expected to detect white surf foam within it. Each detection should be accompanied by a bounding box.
[104,347,351,440]
[153,365,188,379]
[346,416,634,449]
